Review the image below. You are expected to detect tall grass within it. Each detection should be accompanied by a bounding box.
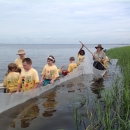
[73,46,130,130]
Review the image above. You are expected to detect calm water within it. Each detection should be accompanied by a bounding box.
[0,44,125,130]
[0,44,124,83]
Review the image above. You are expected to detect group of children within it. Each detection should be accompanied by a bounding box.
[3,45,85,93]
[3,44,109,94]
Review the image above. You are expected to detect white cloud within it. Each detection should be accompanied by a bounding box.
[0,0,130,44]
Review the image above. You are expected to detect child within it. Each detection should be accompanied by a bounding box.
[3,63,20,93]
[17,58,39,92]
[103,49,110,69]
[77,44,85,65]
[40,55,59,86]
[68,57,77,73]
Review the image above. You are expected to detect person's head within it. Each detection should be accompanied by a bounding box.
[5,63,17,76]
[69,57,75,62]
[95,44,103,52]
[79,50,85,56]
[22,58,32,70]
[8,63,17,72]
[17,49,26,59]
[15,67,21,73]
[47,55,55,66]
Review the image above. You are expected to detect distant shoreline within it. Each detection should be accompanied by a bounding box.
[0,43,129,45]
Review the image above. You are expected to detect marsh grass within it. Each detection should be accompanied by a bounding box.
[72,46,130,130]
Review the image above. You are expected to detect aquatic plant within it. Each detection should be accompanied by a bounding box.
[72,46,130,130]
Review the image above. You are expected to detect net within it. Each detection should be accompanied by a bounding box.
[0,55,106,113]
[110,59,118,67]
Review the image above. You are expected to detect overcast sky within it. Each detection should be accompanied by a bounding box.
[0,0,130,44]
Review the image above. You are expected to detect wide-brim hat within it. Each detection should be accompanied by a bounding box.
[16,49,26,55]
[95,44,104,49]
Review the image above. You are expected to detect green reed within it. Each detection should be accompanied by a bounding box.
[73,46,130,130]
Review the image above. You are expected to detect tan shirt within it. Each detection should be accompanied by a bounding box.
[15,58,23,69]
[93,51,106,61]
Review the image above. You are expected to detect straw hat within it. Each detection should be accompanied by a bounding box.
[95,44,104,49]
[16,49,26,55]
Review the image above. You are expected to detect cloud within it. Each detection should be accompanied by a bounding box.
[0,0,130,44]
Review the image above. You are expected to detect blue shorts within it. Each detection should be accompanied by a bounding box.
[43,79,51,86]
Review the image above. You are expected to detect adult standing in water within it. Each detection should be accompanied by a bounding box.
[93,44,106,70]
[15,49,26,70]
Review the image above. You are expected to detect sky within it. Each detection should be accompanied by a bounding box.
[0,0,130,44]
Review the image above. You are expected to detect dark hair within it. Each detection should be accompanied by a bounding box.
[79,49,85,55]
[16,67,21,73]
[69,57,75,61]
[22,58,32,65]
[47,55,55,63]
[103,49,106,52]
[5,63,17,76]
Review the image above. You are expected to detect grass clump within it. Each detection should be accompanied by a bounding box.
[73,46,130,130]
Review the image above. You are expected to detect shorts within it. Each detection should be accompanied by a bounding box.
[43,79,51,86]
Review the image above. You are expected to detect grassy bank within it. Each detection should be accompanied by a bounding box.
[73,46,130,130]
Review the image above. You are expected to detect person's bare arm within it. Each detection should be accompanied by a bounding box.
[78,44,84,54]
[33,83,39,89]
[17,83,22,92]
[40,75,45,84]
[50,77,58,84]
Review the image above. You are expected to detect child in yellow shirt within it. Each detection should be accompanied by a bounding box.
[68,57,77,73]
[40,55,59,86]
[17,58,39,92]
[3,63,20,93]
[77,44,85,65]
[103,49,110,69]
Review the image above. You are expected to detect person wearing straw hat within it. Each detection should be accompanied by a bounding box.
[92,44,106,70]
[15,49,26,70]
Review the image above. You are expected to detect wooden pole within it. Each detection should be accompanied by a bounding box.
[79,41,107,69]
[79,41,93,55]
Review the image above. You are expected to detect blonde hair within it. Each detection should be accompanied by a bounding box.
[5,63,17,76]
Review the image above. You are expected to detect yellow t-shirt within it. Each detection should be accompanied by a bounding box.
[18,68,39,91]
[57,68,61,73]
[103,56,109,69]
[77,54,85,64]
[3,72,20,92]
[15,58,23,70]
[68,63,77,72]
[42,64,59,79]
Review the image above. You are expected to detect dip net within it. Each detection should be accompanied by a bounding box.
[0,55,106,113]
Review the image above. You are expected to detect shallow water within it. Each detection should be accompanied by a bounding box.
[0,44,124,83]
[0,66,121,130]
[0,44,123,130]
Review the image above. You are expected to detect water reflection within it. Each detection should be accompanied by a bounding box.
[90,78,104,99]
[10,121,15,128]
[9,104,39,129]
[42,110,57,117]
[20,105,39,128]
[42,92,57,117]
